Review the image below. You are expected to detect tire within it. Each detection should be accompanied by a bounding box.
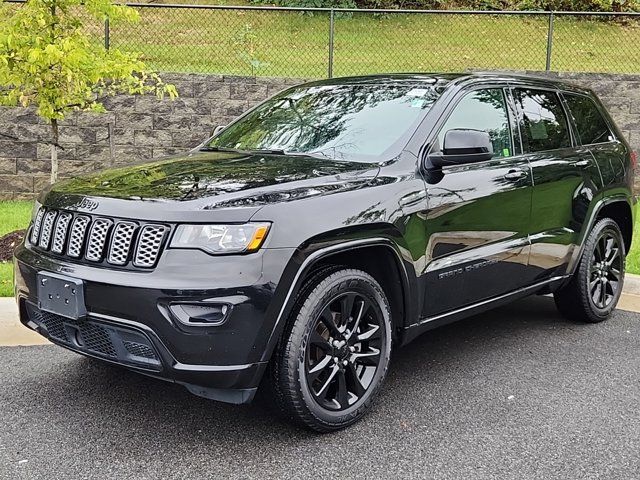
[271,268,392,432]
[554,218,626,323]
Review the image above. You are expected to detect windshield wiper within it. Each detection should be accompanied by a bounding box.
[200,146,288,155]
[199,146,245,153]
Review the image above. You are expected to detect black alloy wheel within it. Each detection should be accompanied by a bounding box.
[554,218,626,323]
[305,291,384,411]
[271,268,392,432]
[589,229,623,309]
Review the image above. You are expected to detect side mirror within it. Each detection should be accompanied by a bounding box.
[211,125,226,137]
[427,129,493,168]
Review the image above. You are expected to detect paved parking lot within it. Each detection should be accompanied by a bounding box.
[1,295,639,479]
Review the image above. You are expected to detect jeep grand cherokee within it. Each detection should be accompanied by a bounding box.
[14,73,636,431]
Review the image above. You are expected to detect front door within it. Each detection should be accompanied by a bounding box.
[421,87,533,318]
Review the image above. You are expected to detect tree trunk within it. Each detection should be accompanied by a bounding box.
[50,119,59,184]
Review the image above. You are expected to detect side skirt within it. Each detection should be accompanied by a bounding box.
[401,275,569,345]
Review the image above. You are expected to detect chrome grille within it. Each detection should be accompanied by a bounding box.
[107,222,137,265]
[31,209,166,269]
[38,210,57,249]
[66,216,90,258]
[85,219,112,262]
[133,225,167,268]
[51,213,72,254]
[30,208,45,244]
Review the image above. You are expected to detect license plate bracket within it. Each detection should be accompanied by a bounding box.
[37,272,86,320]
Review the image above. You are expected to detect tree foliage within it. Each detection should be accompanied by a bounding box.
[0,0,178,182]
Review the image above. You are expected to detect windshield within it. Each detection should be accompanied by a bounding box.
[204,83,442,162]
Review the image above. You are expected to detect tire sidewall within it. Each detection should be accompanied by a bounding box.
[580,219,626,319]
[290,270,392,429]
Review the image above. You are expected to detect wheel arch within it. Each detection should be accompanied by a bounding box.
[259,236,418,365]
[569,194,635,276]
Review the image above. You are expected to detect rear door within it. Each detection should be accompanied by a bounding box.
[421,86,533,317]
[512,87,602,281]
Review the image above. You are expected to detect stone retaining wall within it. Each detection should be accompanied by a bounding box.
[0,71,639,199]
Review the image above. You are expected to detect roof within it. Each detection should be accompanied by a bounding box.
[304,71,591,95]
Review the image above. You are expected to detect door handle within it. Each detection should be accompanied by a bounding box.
[574,159,591,168]
[504,169,526,181]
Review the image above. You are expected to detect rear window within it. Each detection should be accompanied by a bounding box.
[513,88,571,153]
[564,94,615,145]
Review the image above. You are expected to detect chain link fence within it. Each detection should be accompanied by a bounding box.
[8,2,640,77]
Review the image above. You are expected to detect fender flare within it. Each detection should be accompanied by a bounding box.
[259,237,415,363]
[567,192,636,276]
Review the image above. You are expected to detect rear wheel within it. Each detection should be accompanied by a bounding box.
[271,268,392,432]
[554,218,625,323]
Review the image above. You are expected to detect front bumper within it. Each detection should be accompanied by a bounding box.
[14,244,296,404]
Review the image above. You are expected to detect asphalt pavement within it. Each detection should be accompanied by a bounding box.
[1,295,639,479]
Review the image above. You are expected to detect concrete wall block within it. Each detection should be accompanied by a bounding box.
[102,96,136,110]
[14,123,52,143]
[134,130,173,147]
[135,95,174,115]
[76,145,113,163]
[116,112,154,130]
[76,112,116,128]
[599,97,631,115]
[17,159,49,175]
[0,174,33,192]
[112,128,135,146]
[58,127,97,145]
[113,146,153,164]
[153,114,198,131]
[193,82,231,100]
[171,131,205,149]
[0,141,36,159]
[33,176,51,193]
[0,107,44,125]
[170,98,211,116]
[36,144,77,161]
[229,83,269,101]
[0,158,17,175]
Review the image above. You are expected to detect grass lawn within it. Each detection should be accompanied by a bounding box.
[95,4,640,77]
[0,201,33,297]
[1,199,639,296]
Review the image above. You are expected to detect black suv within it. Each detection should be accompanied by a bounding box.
[15,73,636,431]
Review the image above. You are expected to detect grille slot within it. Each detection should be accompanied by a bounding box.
[30,207,45,244]
[67,216,90,258]
[124,341,156,359]
[51,213,72,254]
[38,210,58,249]
[133,224,167,268]
[26,304,161,369]
[107,222,137,265]
[85,218,113,262]
[31,209,167,269]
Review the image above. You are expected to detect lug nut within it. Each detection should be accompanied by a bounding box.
[333,356,339,363]
[342,360,348,366]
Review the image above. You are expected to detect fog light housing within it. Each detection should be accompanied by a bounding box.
[169,303,230,326]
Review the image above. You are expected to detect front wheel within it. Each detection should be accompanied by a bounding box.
[554,218,626,323]
[271,268,392,432]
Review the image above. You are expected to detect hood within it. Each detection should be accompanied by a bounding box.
[44,151,381,221]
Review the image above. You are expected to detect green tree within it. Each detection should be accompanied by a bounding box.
[0,0,178,183]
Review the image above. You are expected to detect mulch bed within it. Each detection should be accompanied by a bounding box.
[0,230,26,262]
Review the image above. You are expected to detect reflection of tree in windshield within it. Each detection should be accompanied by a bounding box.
[210,84,440,160]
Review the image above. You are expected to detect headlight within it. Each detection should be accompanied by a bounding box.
[170,223,270,254]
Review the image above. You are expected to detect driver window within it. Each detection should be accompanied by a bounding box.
[438,89,513,158]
